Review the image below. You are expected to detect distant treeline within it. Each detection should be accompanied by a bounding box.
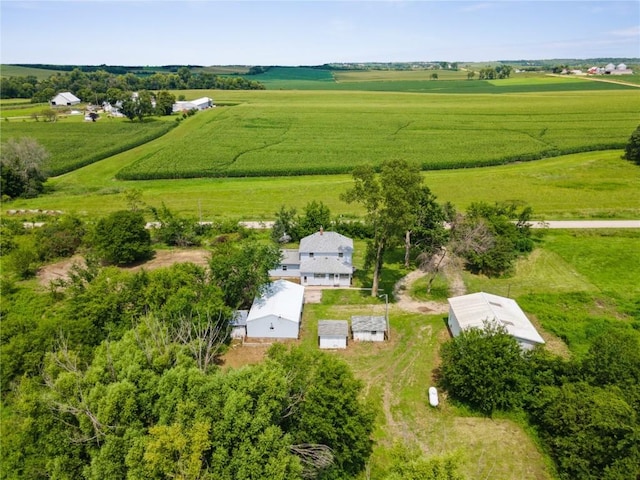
[10,63,205,75]
[1,66,265,101]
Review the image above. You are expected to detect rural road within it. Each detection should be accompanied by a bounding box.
[533,220,640,229]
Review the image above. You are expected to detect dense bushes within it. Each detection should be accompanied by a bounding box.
[438,327,640,480]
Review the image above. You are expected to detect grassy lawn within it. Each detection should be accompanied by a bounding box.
[461,229,640,356]
[5,149,639,222]
[298,302,555,479]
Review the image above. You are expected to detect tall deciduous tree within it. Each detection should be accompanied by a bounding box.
[209,239,281,308]
[90,210,153,265]
[0,137,50,199]
[623,124,640,166]
[438,321,530,414]
[341,159,422,296]
[298,200,332,238]
[154,90,176,116]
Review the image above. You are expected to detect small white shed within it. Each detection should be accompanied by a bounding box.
[230,310,248,340]
[318,320,349,349]
[447,292,545,350]
[351,315,387,342]
[246,280,305,339]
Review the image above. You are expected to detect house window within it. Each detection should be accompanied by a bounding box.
[314,273,325,279]
[282,265,288,271]
[309,252,314,258]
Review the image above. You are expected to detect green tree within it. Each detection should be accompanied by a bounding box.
[209,239,281,308]
[154,90,176,116]
[271,205,298,243]
[438,321,530,414]
[149,203,200,247]
[35,214,85,261]
[298,200,332,238]
[90,210,152,265]
[383,443,464,480]
[623,124,640,165]
[406,185,448,268]
[0,137,50,199]
[530,382,640,480]
[341,159,423,296]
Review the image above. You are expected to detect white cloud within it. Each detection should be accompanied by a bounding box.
[609,25,640,37]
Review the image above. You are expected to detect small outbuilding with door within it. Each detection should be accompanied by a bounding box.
[318,320,349,349]
[230,310,248,340]
[246,280,305,339]
[447,292,544,350]
[351,315,387,342]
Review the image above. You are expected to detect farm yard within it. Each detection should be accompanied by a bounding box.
[2,64,640,480]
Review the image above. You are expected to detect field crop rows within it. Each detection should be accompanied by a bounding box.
[2,118,177,175]
[116,89,640,179]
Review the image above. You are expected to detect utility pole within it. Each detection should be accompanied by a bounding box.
[379,293,389,340]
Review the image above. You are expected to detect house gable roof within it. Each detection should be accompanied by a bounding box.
[300,256,353,274]
[447,292,544,345]
[351,315,387,332]
[318,320,349,337]
[300,231,353,254]
[246,280,305,324]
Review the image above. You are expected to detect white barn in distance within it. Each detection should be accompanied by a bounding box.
[447,292,545,350]
[318,320,349,349]
[246,280,305,339]
[51,91,81,106]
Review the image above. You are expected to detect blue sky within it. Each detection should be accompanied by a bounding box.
[1,1,638,66]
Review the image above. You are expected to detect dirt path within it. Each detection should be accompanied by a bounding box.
[37,249,210,287]
[392,255,466,315]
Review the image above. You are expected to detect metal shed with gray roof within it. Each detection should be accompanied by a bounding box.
[447,292,545,350]
[351,315,387,342]
[318,320,349,349]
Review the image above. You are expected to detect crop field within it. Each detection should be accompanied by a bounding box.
[1,117,177,175]
[113,88,640,179]
[0,64,67,79]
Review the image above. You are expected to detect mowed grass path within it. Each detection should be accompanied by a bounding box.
[115,88,640,179]
[9,148,639,221]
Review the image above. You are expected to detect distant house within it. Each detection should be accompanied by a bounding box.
[351,315,387,342]
[246,280,305,339]
[50,92,80,106]
[172,97,214,113]
[230,310,248,339]
[447,292,545,351]
[318,320,349,349]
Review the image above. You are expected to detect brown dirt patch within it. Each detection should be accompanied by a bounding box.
[37,249,210,287]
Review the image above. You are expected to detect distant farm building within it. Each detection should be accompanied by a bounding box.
[50,92,81,106]
[588,63,633,75]
[318,320,349,349]
[246,280,305,339]
[447,292,545,350]
[351,315,387,342]
[172,97,214,112]
[230,310,248,339]
[269,230,354,287]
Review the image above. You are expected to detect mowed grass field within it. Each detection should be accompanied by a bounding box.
[7,149,640,221]
[112,88,639,179]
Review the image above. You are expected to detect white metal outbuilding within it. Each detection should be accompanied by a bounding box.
[447,292,545,350]
[230,310,248,339]
[246,280,305,339]
[318,320,349,349]
[351,315,387,342]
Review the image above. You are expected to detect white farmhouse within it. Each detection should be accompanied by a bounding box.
[50,92,81,106]
[246,280,305,339]
[318,320,349,349]
[447,292,545,351]
[269,230,354,287]
[351,315,387,342]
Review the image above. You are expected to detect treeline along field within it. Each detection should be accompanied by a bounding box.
[115,89,640,180]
